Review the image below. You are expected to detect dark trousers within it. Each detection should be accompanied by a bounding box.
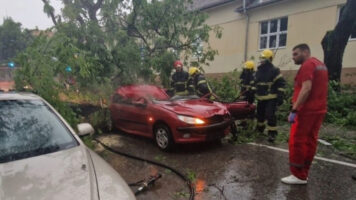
[256,99,277,135]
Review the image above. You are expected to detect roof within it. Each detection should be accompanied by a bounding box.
[191,0,237,10]
[236,0,287,12]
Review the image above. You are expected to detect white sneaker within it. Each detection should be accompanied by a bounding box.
[281,175,307,185]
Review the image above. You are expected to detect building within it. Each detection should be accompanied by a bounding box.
[194,0,356,83]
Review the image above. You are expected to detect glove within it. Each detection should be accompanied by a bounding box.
[288,110,297,123]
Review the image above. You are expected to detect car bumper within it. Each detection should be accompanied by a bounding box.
[176,119,232,132]
[174,120,232,143]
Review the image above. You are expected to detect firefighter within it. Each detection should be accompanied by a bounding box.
[188,67,213,98]
[240,60,255,104]
[253,49,286,143]
[167,60,189,96]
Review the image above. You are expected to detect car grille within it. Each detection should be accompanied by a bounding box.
[205,114,230,124]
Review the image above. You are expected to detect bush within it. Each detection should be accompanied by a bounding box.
[325,81,356,127]
[208,70,240,102]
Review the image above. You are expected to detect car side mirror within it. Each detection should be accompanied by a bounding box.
[77,123,95,136]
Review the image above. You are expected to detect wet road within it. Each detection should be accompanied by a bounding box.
[93,133,356,200]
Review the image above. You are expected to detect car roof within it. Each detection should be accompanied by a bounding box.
[0,92,42,101]
[117,84,169,100]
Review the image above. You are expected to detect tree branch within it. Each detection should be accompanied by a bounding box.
[41,0,58,26]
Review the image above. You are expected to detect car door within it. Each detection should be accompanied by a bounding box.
[122,97,150,136]
[112,95,150,135]
[111,93,128,130]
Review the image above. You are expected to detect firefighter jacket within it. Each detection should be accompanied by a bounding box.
[170,71,189,95]
[190,73,212,97]
[240,69,255,93]
[253,62,285,102]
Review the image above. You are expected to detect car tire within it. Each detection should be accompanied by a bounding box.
[154,124,174,151]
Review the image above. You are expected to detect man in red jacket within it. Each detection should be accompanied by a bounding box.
[281,44,328,185]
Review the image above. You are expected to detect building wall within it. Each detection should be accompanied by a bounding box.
[202,0,356,79]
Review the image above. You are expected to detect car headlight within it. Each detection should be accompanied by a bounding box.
[177,115,205,125]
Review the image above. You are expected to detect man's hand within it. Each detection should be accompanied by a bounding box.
[288,110,297,123]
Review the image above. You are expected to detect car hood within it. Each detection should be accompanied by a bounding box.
[158,99,229,117]
[0,146,98,200]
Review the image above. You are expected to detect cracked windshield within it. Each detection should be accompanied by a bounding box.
[0,0,356,200]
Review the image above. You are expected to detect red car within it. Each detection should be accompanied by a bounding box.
[110,85,255,151]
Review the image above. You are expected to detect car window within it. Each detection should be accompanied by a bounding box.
[0,99,78,163]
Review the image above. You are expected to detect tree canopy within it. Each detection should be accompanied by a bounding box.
[0,18,33,63]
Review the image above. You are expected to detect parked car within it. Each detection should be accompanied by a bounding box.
[0,92,136,200]
[110,85,255,151]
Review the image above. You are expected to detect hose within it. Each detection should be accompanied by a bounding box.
[93,138,195,200]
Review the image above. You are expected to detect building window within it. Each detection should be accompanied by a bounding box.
[259,17,288,49]
[339,5,356,40]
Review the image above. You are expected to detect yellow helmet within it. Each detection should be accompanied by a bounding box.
[188,67,199,76]
[260,49,274,61]
[244,60,255,70]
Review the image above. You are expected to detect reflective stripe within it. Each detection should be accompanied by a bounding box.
[257,82,272,86]
[188,85,195,88]
[175,91,189,95]
[273,74,283,82]
[256,94,277,100]
[290,162,305,168]
[267,126,278,131]
[198,80,207,85]
[175,82,186,85]
[278,88,285,92]
[315,65,327,71]
[251,87,256,90]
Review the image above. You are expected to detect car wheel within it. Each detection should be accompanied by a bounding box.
[154,124,174,151]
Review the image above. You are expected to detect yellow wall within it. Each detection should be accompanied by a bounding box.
[202,0,356,73]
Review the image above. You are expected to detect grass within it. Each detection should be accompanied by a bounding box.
[185,168,196,182]
[321,135,356,159]
[82,135,95,150]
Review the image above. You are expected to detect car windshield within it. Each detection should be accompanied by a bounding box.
[0,99,78,163]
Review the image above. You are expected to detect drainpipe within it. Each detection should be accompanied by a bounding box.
[243,0,249,61]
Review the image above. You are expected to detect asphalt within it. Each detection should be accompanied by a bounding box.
[93,133,356,200]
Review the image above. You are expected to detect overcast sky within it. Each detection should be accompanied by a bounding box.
[0,0,63,30]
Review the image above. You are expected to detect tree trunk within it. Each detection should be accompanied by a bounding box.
[321,0,356,83]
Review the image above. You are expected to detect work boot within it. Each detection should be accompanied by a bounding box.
[352,174,356,181]
[281,175,307,185]
[267,131,277,143]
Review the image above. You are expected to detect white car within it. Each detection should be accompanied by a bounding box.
[0,92,136,200]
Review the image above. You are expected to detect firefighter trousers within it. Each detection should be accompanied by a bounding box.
[256,99,277,136]
[289,113,325,180]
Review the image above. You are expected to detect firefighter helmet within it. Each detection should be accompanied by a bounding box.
[173,60,183,68]
[244,60,255,70]
[188,67,199,76]
[260,49,274,61]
